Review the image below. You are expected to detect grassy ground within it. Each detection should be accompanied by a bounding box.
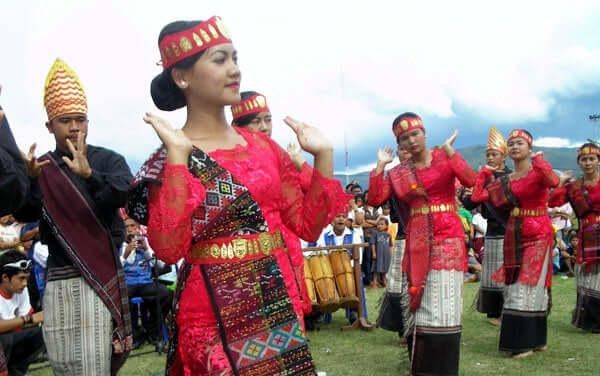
[30,275,596,375]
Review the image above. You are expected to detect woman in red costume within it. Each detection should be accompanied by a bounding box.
[231,91,319,317]
[549,143,600,333]
[127,18,349,375]
[471,129,559,358]
[368,112,476,376]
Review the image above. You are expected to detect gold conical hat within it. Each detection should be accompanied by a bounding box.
[43,58,87,120]
[486,126,507,155]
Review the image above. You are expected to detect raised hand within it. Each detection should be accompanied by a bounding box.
[22,143,50,177]
[532,151,544,158]
[442,130,458,157]
[283,117,332,156]
[143,112,193,164]
[62,131,92,178]
[377,147,395,165]
[559,170,573,187]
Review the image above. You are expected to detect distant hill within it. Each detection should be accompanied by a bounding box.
[335,145,581,190]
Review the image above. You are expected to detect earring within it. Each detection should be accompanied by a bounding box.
[180,81,186,87]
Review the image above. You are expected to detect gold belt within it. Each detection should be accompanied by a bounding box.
[190,229,284,262]
[410,203,456,216]
[581,216,600,226]
[510,208,546,217]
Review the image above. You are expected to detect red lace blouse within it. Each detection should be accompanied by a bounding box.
[146,127,349,332]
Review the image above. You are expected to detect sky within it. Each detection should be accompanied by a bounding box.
[2,1,600,174]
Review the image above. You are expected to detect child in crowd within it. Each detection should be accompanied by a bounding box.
[370,218,392,288]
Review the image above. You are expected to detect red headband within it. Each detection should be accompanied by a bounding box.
[507,129,532,146]
[159,16,232,69]
[578,145,600,158]
[231,94,270,121]
[392,116,424,138]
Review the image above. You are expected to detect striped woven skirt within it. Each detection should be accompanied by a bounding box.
[407,269,463,376]
[43,276,113,375]
[377,238,408,332]
[477,236,505,318]
[499,248,550,354]
[572,264,600,333]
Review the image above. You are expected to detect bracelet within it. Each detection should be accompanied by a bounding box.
[25,314,33,325]
[21,316,26,326]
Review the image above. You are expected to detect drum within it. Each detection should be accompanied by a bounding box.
[308,253,340,313]
[303,257,318,310]
[329,250,359,309]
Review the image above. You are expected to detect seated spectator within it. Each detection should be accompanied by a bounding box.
[19,222,47,311]
[0,215,21,254]
[121,218,173,347]
[559,233,577,277]
[472,206,487,263]
[0,250,44,375]
[464,233,481,283]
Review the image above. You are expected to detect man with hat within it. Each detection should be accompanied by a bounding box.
[17,58,133,375]
[460,126,512,325]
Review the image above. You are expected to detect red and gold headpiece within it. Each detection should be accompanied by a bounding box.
[159,16,231,69]
[392,116,424,138]
[486,126,508,155]
[507,129,532,146]
[43,58,87,121]
[578,144,600,158]
[231,94,270,121]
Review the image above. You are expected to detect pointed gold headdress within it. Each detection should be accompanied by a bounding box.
[43,58,87,121]
[486,126,507,155]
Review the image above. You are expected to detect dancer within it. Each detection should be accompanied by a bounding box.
[232,91,324,317]
[549,143,600,333]
[461,127,511,325]
[471,129,559,357]
[0,86,30,216]
[369,113,476,375]
[17,58,133,375]
[128,17,348,375]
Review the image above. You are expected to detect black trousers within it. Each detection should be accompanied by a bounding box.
[0,326,45,376]
[362,238,373,285]
[127,282,173,341]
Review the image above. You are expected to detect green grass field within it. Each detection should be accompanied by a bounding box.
[30,276,597,375]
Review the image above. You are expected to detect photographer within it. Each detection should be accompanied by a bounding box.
[120,218,172,347]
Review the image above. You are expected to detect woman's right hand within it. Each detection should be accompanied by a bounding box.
[375,147,394,174]
[143,112,193,164]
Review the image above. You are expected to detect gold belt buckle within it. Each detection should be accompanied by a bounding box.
[512,207,520,216]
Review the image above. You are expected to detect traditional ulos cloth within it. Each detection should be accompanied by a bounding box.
[462,167,511,318]
[128,127,350,376]
[15,58,132,375]
[472,152,559,353]
[369,144,476,375]
[549,170,600,333]
[377,197,410,333]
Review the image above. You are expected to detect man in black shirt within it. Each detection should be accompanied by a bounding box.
[0,86,30,216]
[17,58,132,375]
[461,127,511,325]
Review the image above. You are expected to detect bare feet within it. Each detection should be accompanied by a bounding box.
[512,350,534,359]
[488,318,501,326]
[535,345,548,352]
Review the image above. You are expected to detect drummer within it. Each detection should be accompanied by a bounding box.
[315,212,366,324]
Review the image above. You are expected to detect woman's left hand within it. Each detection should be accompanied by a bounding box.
[442,130,458,157]
[284,117,333,156]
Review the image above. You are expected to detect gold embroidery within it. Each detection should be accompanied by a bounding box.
[208,24,219,39]
[192,32,203,47]
[180,37,193,53]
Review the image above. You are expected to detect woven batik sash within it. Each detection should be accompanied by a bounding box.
[38,154,131,375]
[566,181,600,270]
[129,147,314,376]
[389,162,433,312]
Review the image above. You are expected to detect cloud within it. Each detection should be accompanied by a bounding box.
[1,1,600,172]
[533,137,584,148]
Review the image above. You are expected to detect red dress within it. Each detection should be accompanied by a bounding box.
[472,155,559,287]
[139,128,349,375]
[368,149,476,310]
